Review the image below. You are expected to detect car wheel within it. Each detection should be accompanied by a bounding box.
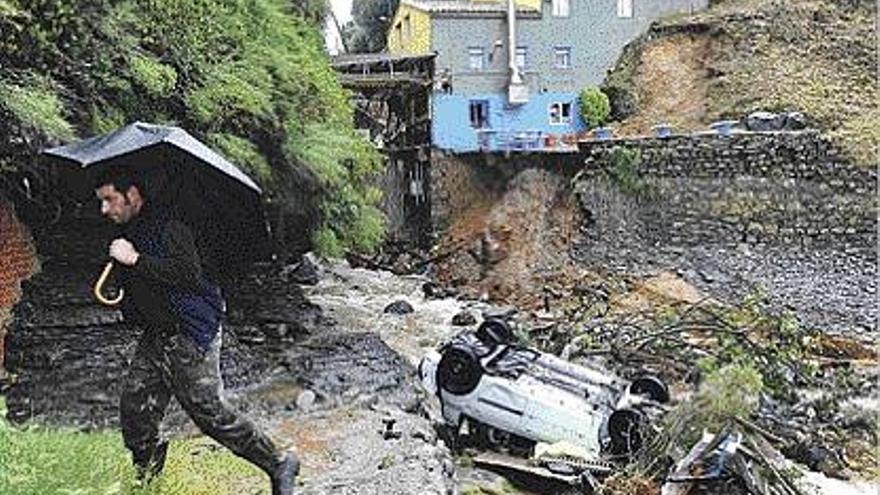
[629,376,670,404]
[475,318,514,347]
[607,408,645,455]
[436,344,483,395]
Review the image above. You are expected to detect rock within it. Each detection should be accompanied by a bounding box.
[745,111,786,131]
[265,323,289,338]
[784,111,808,130]
[482,306,517,321]
[295,389,316,411]
[789,442,848,478]
[382,417,402,440]
[286,252,321,285]
[384,300,414,315]
[422,281,441,299]
[81,391,112,404]
[451,311,477,326]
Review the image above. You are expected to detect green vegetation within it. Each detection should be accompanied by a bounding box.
[345,0,401,52]
[0,398,265,495]
[606,146,650,197]
[579,87,611,128]
[0,78,74,141]
[0,0,385,256]
[700,288,819,398]
[648,362,764,463]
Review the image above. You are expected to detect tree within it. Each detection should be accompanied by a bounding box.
[344,0,399,53]
[579,87,611,128]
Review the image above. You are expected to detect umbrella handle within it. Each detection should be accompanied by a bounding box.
[94,261,124,306]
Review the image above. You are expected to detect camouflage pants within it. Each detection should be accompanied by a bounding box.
[120,326,280,475]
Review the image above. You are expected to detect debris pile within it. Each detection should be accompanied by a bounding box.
[431,292,877,494]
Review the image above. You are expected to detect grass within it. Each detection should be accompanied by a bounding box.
[0,398,268,495]
[0,79,74,141]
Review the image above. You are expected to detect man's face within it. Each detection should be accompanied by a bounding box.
[96,184,140,224]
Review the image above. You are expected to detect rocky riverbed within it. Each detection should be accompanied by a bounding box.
[572,240,877,336]
[4,253,877,494]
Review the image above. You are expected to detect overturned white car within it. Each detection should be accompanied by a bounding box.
[419,319,669,459]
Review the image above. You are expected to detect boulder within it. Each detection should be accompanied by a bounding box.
[285,252,321,285]
[744,111,786,131]
[384,300,414,315]
[451,311,477,326]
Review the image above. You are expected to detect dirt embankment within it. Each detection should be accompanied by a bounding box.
[604,0,878,165]
[434,168,591,310]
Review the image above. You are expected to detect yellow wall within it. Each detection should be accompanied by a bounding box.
[387,4,431,55]
[387,0,541,54]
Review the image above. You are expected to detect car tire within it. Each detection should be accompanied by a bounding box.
[475,318,514,347]
[607,408,645,455]
[629,376,670,404]
[436,344,483,395]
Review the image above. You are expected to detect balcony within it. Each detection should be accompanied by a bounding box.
[475,129,580,153]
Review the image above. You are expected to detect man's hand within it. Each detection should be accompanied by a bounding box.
[109,238,140,266]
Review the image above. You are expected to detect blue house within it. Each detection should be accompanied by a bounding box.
[387,0,707,153]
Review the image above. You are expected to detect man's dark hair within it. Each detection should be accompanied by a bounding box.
[93,167,147,199]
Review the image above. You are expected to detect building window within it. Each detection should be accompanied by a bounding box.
[618,0,633,18]
[554,47,572,69]
[468,47,485,71]
[404,15,412,39]
[395,22,403,45]
[469,100,490,128]
[515,47,528,71]
[552,0,570,17]
[549,102,572,125]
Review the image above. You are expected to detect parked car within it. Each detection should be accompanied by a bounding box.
[419,319,669,459]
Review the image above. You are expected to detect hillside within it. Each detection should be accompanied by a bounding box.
[0,0,383,256]
[604,0,877,165]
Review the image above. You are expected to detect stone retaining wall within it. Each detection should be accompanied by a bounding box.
[574,131,877,255]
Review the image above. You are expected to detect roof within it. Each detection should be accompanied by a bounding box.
[331,52,436,68]
[401,0,540,15]
[332,53,435,90]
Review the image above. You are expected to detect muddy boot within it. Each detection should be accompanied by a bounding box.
[134,440,169,484]
[271,451,300,495]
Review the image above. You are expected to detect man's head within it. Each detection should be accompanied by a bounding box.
[94,169,145,224]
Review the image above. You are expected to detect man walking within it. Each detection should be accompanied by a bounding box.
[95,168,298,494]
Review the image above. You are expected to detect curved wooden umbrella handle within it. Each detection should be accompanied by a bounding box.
[94,261,124,306]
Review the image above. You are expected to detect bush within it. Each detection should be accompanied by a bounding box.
[663,363,764,448]
[0,78,74,140]
[579,87,611,128]
[607,146,648,196]
[601,83,637,121]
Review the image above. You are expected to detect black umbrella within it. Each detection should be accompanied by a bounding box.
[43,122,271,303]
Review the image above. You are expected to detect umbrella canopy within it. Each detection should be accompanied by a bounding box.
[44,122,261,193]
[43,122,271,278]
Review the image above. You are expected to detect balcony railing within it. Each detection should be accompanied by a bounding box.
[475,129,580,152]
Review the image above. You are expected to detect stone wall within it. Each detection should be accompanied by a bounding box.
[573,131,877,255]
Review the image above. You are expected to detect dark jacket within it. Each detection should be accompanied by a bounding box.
[120,206,224,350]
